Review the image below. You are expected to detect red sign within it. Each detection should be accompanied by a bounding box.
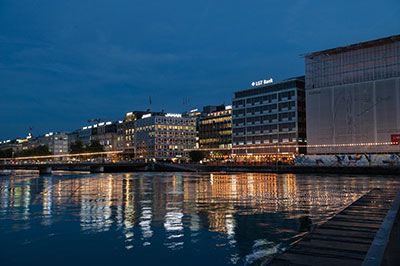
[391,134,400,145]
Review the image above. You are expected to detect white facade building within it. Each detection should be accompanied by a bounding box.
[134,114,197,161]
[36,132,69,155]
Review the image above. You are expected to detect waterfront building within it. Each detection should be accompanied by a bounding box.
[117,111,163,157]
[305,35,400,154]
[183,105,228,150]
[35,132,69,155]
[115,121,126,152]
[69,120,124,153]
[0,133,45,156]
[91,121,119,151]
[182,108,202,119]
[73,126,92,146]
[232,77,307,163]
[182,108,202,150]
[67,125,96,153]
[0,139,21,155]
[67,131,79,150]
[134,113,197,161]
[198,105,232,159]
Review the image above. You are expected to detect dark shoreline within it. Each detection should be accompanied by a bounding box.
[2,162,400,175]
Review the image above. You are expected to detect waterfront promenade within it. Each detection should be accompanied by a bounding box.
[269,188,400,266]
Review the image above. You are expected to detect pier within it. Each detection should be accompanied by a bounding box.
[269,188,400,266]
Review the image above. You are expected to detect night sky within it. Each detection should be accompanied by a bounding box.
[1,0,399,139]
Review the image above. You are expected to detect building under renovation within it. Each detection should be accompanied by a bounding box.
[305,35,400,154]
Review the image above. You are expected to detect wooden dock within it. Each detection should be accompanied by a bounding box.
[269,188,400,266]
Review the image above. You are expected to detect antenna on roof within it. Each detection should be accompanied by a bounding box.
[182,96,190,107]
[149,96,152,111]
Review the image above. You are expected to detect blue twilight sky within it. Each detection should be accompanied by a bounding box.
[0,0,399,139]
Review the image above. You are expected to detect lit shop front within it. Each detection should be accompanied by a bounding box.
[232,144,298,164]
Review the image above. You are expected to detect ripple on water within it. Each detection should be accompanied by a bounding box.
[0,173,399,265]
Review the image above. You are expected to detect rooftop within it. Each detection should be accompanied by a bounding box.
[234,76,305,99]
[305,34,400,58]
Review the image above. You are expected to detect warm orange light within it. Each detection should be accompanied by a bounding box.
[0,151,124,161]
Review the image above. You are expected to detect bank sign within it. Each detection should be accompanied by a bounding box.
[251,78,273,87]
[391,134,400,144]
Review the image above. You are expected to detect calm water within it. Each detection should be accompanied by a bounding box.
[0,172,399,265]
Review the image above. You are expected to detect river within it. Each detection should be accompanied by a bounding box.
[0,172,398,265]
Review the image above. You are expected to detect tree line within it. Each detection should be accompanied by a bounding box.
[0,145,51,158]
[0,140,104,158]
[69,140,104,154]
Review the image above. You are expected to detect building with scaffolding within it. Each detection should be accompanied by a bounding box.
[305,34,400,154]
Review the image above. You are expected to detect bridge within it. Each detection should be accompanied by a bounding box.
[0,161,152,174]
[0,161,205,174]
[2,151,400,175]
[0,150,204,174]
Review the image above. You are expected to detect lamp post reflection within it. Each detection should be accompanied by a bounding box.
[1,172,398,265]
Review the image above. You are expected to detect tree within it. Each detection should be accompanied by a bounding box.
[70,140,104,154]
[70,140,85,154]
[33,145,52,156]
[189,150,206,163]
[87,140,104,153]
[0,148,13,158]
[15,145,51,157]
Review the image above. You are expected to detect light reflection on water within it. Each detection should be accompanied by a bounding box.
[0,172,398,266]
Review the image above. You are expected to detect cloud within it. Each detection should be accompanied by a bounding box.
[1,0,399,139]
